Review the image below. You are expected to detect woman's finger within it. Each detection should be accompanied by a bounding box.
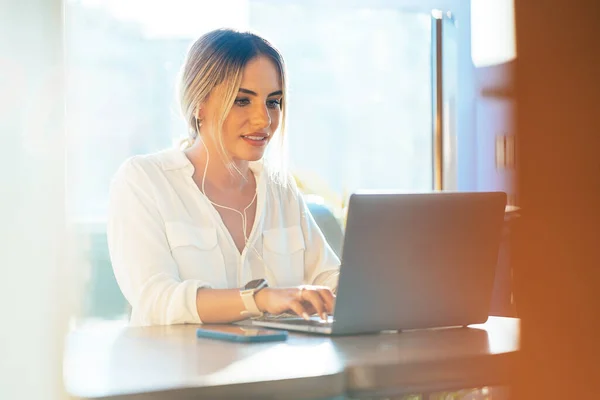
[316,288,335,313]
[301,303,317,315]
[287,299,310,321]
[300,289,327,320]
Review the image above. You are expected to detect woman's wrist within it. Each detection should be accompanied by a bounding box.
[254,287,270,312]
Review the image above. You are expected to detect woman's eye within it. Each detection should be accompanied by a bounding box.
[234,98,250,107]
[267,99,282,109]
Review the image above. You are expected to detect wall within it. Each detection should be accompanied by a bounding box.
[474,61,516,202]
[513,0,600,398]
[0,0,74,399]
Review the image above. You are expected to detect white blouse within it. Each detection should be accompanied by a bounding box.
[107,148,340,326]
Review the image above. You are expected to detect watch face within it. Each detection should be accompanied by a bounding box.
[244,279,267,290]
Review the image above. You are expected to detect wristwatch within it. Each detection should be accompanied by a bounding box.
[240,278,269,318]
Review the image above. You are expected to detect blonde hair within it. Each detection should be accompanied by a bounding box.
[178,28,288,182]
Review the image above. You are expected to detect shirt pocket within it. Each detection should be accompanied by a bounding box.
[164,221,227,288]
[262,226,306,287]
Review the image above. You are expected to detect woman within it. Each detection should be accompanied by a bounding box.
[107,29,340,326]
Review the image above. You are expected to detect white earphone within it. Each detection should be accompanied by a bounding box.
[195,117,271,285]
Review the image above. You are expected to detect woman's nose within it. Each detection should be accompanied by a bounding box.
[251,104,271,129]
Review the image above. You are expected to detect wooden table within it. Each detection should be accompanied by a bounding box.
[64,317,519,399]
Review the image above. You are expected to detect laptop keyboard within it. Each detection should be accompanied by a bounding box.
[255,313,334,327]
[275,318,333,327]
[255,312,298,320]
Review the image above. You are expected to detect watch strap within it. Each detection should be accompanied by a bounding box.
[240,288,263,318]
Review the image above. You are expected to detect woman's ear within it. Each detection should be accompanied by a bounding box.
[195,104,205,121]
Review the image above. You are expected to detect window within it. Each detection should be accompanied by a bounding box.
[65,0,454,320]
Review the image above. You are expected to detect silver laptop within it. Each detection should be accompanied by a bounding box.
[251,191,507,335]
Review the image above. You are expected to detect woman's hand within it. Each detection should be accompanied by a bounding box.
[254,285,335,321]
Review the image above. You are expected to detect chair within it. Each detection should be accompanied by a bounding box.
[304,195,344,257]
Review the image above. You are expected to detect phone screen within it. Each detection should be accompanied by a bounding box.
[196,325,288,342]
[200,325,281,336]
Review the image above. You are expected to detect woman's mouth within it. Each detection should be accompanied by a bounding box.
[241,135,268,147]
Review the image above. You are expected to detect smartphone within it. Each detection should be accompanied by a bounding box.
[196,325,288,343]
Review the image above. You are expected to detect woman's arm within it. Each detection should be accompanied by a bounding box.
[108,159,212,325]
[294,190,341,290]
[109,162,249,325]
[194,288,247,323]
[196,286,334,323]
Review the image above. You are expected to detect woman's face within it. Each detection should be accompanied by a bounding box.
[201,55,283,163]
